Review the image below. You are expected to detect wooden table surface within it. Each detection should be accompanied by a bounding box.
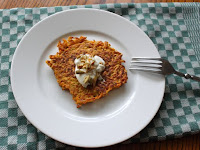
[1,0,200,150]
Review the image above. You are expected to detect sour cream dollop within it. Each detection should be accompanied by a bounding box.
[74,54,105,88]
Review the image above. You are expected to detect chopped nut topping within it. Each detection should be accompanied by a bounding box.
[84,75,90,84]
[92,75,98,87]
[77,62,85,68]
[76,70,86,74]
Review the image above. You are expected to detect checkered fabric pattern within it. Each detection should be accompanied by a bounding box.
[0,3,200,149]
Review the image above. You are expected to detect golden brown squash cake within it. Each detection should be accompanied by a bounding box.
[46,36,128,108]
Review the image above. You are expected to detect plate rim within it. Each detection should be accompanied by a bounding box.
[11,8,165,148]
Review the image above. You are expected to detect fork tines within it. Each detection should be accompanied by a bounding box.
[129,57,163,74]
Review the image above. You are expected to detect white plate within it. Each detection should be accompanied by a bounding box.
[11,9,165,148]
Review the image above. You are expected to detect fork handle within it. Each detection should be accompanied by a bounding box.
[175,71,200,82]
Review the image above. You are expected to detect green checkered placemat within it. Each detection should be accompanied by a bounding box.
[1,2,200,149]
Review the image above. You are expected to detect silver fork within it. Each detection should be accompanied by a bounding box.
[129,57,200,82]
